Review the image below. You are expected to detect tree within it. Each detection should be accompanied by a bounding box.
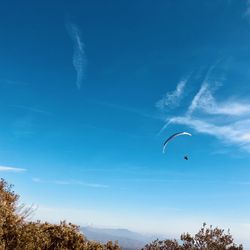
[0,178,121,250]
[142,223,243,250]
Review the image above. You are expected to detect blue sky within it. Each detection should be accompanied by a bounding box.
[1,0,250,247]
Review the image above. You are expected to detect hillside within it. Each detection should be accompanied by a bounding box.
[81,226,156,250]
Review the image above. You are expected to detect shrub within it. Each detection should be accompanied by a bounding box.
[0,178,121,250]
[142,223,243,250]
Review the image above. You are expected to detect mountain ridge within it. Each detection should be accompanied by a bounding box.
[81,226,158,250]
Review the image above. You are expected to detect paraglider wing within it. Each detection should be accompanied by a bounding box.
[163,132,192,153]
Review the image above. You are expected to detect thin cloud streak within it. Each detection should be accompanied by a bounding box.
[158,61,250,153]
[0,79,29,86]
[86,99,162,120]
[66,22,87,89]
[156,77,189,110]
[157,119,172,136]
[210,102,250,116]
[187,83,209,116]
[244,0,250,17]
[10,105,52,116]
[0,166,26,172]
[169,116,250,152]
[32,178,109,188]
[187,84,250,116]
[187,62,223,116]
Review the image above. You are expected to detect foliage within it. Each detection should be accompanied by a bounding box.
[0,178,121,250]
[142,223,243,250]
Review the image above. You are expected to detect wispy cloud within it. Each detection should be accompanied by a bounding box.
[187,84,250,116]
[156,77,189,110]
[0,166,26,172]
[0,79,29,86]
[244,0,250,17]
[158,62,250,153]
[187,63,223,116]
[169,116,250,152]
[187,83,209,115]
[32,178,108,188]
[66,21,87,89]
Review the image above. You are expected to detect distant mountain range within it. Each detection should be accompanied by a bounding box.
[81,226,158,250]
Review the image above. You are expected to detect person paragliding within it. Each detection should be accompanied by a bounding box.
[163,132,192,159]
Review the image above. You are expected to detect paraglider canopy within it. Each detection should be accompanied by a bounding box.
[163,132,192,153]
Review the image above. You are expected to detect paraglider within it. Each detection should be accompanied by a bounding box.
[163,132,192,154]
